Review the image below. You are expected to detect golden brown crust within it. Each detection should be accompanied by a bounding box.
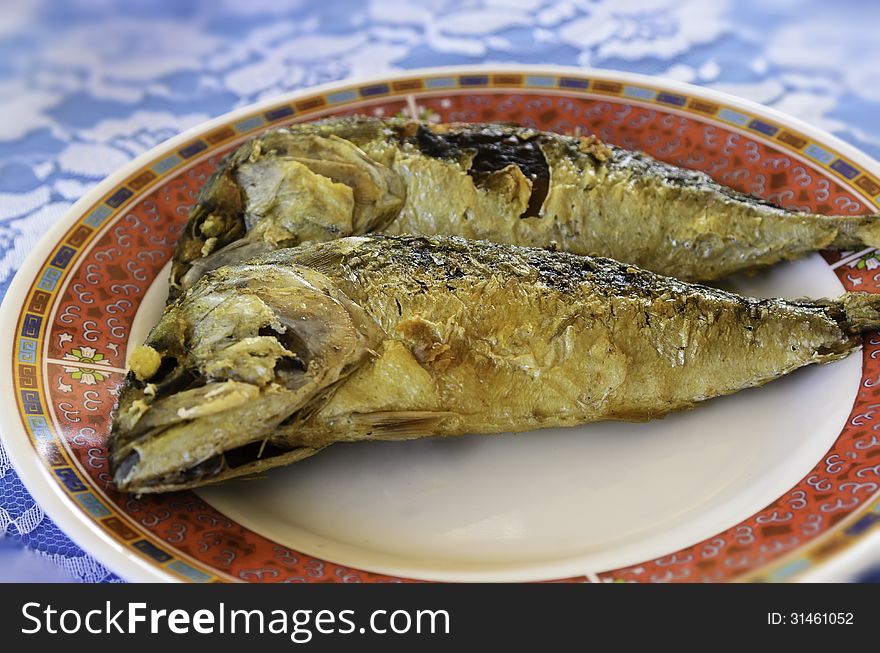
[168,115,880,296]
[111,235,878,492]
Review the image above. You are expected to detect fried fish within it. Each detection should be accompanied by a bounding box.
[111,235,880,492]
[169,117,880,296]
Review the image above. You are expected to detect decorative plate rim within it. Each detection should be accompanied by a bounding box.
[2,64,879,583]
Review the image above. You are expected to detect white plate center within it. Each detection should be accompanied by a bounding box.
[129,256,859,582]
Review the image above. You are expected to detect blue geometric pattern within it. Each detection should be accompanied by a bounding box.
[1,0,879,582]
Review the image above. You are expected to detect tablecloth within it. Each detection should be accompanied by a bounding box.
[2,0,879,582]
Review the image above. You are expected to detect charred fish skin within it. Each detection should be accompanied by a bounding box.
[113,235,880,493]
[168,116,880,296]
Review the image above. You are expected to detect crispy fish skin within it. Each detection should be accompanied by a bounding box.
[113,235,880,493]
[169,116,880,295]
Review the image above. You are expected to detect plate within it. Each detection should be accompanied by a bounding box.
[2,65,880,583]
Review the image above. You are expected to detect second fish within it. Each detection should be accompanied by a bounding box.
[170,117,880,296]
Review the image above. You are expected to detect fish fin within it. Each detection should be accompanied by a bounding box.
[346,410,458,439]
[830,214,880,250]
[839,292,880,334]
[856,218,880,250]
[283,245,347,275]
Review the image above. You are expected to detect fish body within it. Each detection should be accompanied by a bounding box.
[170,116,880,295]
[112,235,880,493]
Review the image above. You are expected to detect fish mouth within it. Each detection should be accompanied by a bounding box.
[111,441,324,494]
[109,261,383,493]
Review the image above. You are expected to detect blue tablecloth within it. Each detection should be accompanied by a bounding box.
[2,0,879,582]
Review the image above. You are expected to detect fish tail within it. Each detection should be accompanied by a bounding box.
[839,292,880,334]
[830,214,880,250]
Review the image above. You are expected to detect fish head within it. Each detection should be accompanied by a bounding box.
[169,128,405,298]
[110,262,384,493]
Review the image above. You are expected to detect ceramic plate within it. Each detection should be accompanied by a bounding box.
[3,66,880,583]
